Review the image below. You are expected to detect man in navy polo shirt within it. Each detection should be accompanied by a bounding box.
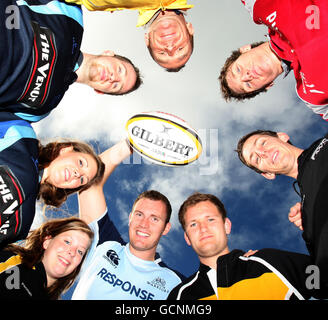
[1,0,141,122]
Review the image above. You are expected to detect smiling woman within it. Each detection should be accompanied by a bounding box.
[38,140,105,207]
[0,217,93,300]
[0,113,104,249]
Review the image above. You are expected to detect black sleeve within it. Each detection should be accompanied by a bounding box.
[255,248,327,299]
[167,285,180,300]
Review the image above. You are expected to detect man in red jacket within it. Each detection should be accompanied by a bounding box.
[219,0,328,121]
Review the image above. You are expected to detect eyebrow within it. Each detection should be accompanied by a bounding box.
[116,63,127,93]
[248,137,260,164]
[80,156,90,184]
[230,63,250,94]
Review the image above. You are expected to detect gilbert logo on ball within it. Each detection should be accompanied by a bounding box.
[126,111,202,166]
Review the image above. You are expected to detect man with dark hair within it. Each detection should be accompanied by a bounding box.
[168,192,326,300]
[219,42,267,102]
[65,0,194,71]
[219,0,328,121]
[1,0,141,123]
[71,140,183,300]
[236,130,328,289]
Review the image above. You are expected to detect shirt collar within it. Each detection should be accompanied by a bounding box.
[143,9,187,30]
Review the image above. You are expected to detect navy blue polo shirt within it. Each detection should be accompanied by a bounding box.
[0,112,39,247]
[0,0,84,122]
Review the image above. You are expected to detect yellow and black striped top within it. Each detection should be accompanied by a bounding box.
[0,250,48,300]
[168,249,325,300]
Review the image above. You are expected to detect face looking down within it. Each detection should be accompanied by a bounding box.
[145,11,194,70]
[241,132,297,179]
[43,146,98,189]
[226,43,282,95]
[88,52,137,95]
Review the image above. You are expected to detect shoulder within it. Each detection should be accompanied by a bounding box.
[242,248,312,272]
[0,249,17,262]
[0,250,22,274]
[156,256,186,281]
[89,209,125,247]
[167,270,200,300]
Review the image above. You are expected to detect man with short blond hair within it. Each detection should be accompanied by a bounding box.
[168,192,326,300]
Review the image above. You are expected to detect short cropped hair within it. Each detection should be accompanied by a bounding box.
[106,54,143,95]
[132,190,172,224]
[147,35,194,73]
[236,130,292,174]
[178,192,227,230]
[219,41,266,102]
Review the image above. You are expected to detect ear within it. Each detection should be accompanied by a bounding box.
[261,172,276,180]
[59,145,74,155]
[186,22,194,36]
[239,44,251,53]
[184,232,191,246]
[162,222,171,236]
[102,50,115,57]
[144,33,150,47]
[265,82,274,91]
[42,236,52,250]
[94,89,104,95]
[128,212,133,226]
[276,132,290,143]
[224,218,232,235]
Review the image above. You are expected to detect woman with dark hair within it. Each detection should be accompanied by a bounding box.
[0,217,93,300]
[0,112,105,248]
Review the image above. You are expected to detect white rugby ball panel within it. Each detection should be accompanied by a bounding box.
[126,112,202,166]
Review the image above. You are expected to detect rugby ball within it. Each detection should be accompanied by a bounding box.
[126,111,202,167]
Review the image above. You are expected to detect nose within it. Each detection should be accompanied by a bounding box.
[109,71,119,82]
[164,44,175,55]
[199,221,208,233]
[257,148,268,159]
[73,168,81,178]
[67,246,76,257]
[241,70,252,81]
[139,217,150,229]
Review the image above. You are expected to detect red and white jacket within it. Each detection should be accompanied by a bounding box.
[242,0,328,120]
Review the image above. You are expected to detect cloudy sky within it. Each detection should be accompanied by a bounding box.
[33,0,327,286]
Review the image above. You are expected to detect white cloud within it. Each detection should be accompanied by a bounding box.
[31,0,325,266]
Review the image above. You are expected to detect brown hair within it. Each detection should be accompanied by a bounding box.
[38,140,105,207]
[178,193,227,230]
[236,130,292,174]
[6,217,93,300]
[132,190,172,224]
[219,41,267,102]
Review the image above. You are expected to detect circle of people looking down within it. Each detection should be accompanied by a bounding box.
[0,0,327,301]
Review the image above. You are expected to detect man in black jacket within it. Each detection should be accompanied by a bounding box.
[168,192,325,300]
[236,130,328,291]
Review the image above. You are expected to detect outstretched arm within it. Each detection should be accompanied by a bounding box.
[78,139,132,224]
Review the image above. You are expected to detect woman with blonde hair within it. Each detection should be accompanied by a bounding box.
[0,217,93,299]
